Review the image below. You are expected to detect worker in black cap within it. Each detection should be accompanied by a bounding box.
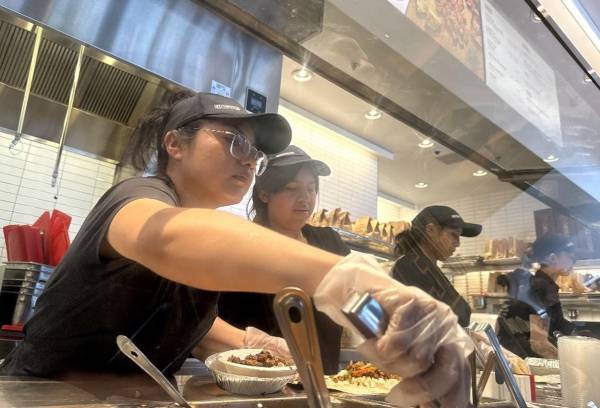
[498,233,577,358]
[0,91,293,387]
[219,145,349,374]
[392,205,482,327]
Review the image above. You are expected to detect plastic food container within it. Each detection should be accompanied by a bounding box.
[205,351,297,395]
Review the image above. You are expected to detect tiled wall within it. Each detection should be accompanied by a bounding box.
[0,131,116,262]
[221,104,379,220]
[377,197,418,223]
[424,189,549,257]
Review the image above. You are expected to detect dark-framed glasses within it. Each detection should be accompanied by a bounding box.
[206,129,268,176]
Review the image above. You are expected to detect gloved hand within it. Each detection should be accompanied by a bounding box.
[470,331,530,375]
[313,253,473,408]
[243,326,292,360]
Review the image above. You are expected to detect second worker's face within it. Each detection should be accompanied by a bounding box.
[266,165,318,232]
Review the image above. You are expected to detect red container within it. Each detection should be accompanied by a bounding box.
[3,225,27,262]
[2,225,43,263]
[49,209,71,266]
[33,211,51,264]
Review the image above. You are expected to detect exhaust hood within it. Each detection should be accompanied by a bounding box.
[0,0,283,163]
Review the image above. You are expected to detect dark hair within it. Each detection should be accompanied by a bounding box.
[394,227,424,257]
[248,163,319,226]
[393,218,449,258]
[125,90,198,175]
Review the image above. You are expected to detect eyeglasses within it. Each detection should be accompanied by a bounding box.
[205,129,268,176]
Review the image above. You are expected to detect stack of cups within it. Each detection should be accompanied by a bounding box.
[558,336,600,407]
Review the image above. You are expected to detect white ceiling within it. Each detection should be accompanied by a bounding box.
[279,57,516,207]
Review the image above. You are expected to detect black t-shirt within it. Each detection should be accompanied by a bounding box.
[0,177,219,378]
[391,249,472,327]
[218,225,350,374]
[497,269,575,358]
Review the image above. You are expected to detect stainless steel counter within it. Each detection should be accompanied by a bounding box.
[0,359,567,408]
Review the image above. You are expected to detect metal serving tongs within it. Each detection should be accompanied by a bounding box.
[466,325,528,408]
[116,335,192,408]
[273,287,332,408]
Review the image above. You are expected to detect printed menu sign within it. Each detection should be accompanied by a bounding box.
[404,0,485,79]
[481,0,563,146]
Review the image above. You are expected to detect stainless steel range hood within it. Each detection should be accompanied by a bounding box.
[0,0,283,163]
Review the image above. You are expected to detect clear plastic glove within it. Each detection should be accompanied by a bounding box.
[243,326,292,360]
[313,253,474,408]
[470,331,530,375]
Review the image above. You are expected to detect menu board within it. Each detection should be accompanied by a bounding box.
[481,0,563,146]
[404,0,485,79]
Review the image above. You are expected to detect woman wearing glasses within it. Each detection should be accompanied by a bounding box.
[1,91,472,408]
[219,145,349,374]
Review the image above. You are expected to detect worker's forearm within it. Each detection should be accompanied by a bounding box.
[135,207,341,294]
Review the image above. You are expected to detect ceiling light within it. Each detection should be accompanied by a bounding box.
[292,68,313,82]
[530,9,542,22]
[364,108,381,120]
[384,33,391,39]
[584,74,592,83]
[414,182,428,189]
[418,138,434,148]
[544,154,559,163]
[473,169,488,177]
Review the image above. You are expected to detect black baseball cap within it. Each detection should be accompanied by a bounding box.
[164,92,291,154]
[412,205,482,237]
[532,233,575,260]
[267,145,331,176]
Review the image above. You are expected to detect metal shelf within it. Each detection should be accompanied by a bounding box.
[331,227,394,260]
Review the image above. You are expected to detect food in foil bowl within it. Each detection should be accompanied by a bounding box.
[205,349,297,395]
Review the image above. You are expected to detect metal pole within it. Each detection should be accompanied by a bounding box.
[51,43,85,187]
[10,25,43,149]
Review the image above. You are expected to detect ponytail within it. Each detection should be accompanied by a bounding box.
[125,90,196,175]
[394,227,423,257]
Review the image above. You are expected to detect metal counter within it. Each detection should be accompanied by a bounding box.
[0,362,568,408]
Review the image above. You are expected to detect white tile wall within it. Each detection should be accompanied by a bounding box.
[0,131,117,262]
[220,104,379,220]
[422,190,549,257]
[377,197,418,222]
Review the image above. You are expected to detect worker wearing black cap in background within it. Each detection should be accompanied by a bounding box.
[498,233,577,359]
[392,205,483,327]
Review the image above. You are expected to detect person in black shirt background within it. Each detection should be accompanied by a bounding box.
[391,206,482,327]
[498,233,577,358]
[219,145,350,374]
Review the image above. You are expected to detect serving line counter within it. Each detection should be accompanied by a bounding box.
[0,358,567,408]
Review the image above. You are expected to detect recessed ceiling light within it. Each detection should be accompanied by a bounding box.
[418,138,434,148]
[415,182,428,189]
[544,154,559,163]
[292,68,313,82]
[584,74,592,83]
[384,33,391,39]
[530,9,542,22]
[473,169,488,177]
[364,108,382,120]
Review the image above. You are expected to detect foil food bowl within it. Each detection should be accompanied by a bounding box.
[205,352,297,395]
